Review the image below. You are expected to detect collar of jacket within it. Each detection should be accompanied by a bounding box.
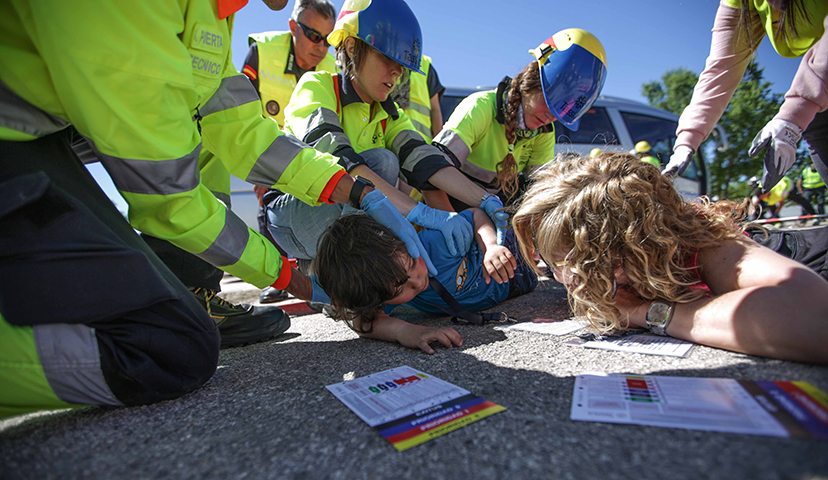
[218,0,247,19]
[339,75,399,120]
[284,40,310,78]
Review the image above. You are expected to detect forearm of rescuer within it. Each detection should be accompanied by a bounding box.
[349,164,418,215]
[283,268,313,301]
[422,189,455,212]
[426,166,489,207]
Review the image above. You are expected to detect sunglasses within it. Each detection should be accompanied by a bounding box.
[296,21,330,47]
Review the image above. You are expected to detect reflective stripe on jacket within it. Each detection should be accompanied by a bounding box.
[0,0,345,288]
[284,71,451,190]
[404,55,434,140]
[248,31,337,127]
[432,89,556,190]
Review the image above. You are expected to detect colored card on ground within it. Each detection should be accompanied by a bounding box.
[566,333,695,357]
[496,318,586,336]
[326,366,506,451]
[571,374,828,440]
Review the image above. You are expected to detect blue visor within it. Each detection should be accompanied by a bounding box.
[539,43,607,131]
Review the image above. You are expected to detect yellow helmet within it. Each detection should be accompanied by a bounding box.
[634,141,652,154]
[589,148,602,158]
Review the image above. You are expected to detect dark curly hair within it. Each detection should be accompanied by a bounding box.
[312,214,411,333]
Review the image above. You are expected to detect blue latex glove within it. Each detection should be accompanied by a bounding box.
[360,189,437,276]
[308,274,331,305]
[405,202,473,256]
[480,194,505,223]
[494,211,509,246]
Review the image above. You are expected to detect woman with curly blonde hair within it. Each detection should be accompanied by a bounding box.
[513,152,828,363]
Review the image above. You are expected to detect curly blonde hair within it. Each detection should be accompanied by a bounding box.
[512,152,749,332]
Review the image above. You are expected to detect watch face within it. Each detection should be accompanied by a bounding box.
[648,302,670,325]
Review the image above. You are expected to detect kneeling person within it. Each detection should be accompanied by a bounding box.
[313,209,538,354]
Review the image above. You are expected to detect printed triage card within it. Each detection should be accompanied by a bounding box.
[571,374,828,439]
[326,366,505,451]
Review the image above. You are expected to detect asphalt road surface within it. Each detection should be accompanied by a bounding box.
[2,274,827,480]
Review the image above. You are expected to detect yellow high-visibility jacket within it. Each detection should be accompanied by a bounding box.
[433,83,556,191]
[0,0,345,288]
[284,72,451,190]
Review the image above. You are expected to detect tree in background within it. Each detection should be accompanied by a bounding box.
[641,62,810,199]
[641,67,697,116]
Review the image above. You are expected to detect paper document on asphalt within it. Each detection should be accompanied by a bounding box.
[566,333,695,357]
[496,318,586,336]
[326,366,505,451]
[571,374,828,439]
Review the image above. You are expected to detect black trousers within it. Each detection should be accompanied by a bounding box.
[0,129,219,405]
[749,225,828,281]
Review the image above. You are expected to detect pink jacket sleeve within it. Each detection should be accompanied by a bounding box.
[675,4,765,151]
[775,13,828,130]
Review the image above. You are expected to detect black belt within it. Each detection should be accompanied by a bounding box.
[427,277,515,326]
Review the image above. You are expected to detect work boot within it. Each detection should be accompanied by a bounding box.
[189,287,290,349]
[259,286,289,304]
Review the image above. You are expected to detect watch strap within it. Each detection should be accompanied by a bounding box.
[349,176,373,209]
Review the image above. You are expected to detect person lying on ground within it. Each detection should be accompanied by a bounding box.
[513,152,828,364]
[311,209,538,354]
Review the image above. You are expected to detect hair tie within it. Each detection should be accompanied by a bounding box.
[508,143,515,154]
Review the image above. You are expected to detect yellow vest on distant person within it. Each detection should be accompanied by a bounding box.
[403,55,434,140]
[802,166,825,189]
[248,31,337,127]
[766,177,793,206]
[641,155,660,167]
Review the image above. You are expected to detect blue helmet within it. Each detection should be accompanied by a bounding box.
[529,29,608,131]
[328,0,424,74]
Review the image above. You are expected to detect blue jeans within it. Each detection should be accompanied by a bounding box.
[266,148,400,260]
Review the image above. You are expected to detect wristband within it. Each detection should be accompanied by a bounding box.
[349,176,374,209]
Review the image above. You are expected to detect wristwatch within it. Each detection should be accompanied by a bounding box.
[480,192,498,205]
[645,300,676,336]
[349,176,374,209]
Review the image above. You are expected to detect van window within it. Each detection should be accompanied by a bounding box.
[553,107,619,146]
[619,112,702,179]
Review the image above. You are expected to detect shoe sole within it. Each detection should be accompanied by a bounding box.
[259,293,289,304]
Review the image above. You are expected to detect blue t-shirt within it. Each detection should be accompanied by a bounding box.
[386,210,510,314]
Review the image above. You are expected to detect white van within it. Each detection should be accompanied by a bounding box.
[439,87,723,200]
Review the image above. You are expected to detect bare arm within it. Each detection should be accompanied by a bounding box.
[357,312,463,354]
[350,164,418,215]
[422,188,455,212]
[471,208,516,284]
[427,166,490,208]
[617,237,828,363]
